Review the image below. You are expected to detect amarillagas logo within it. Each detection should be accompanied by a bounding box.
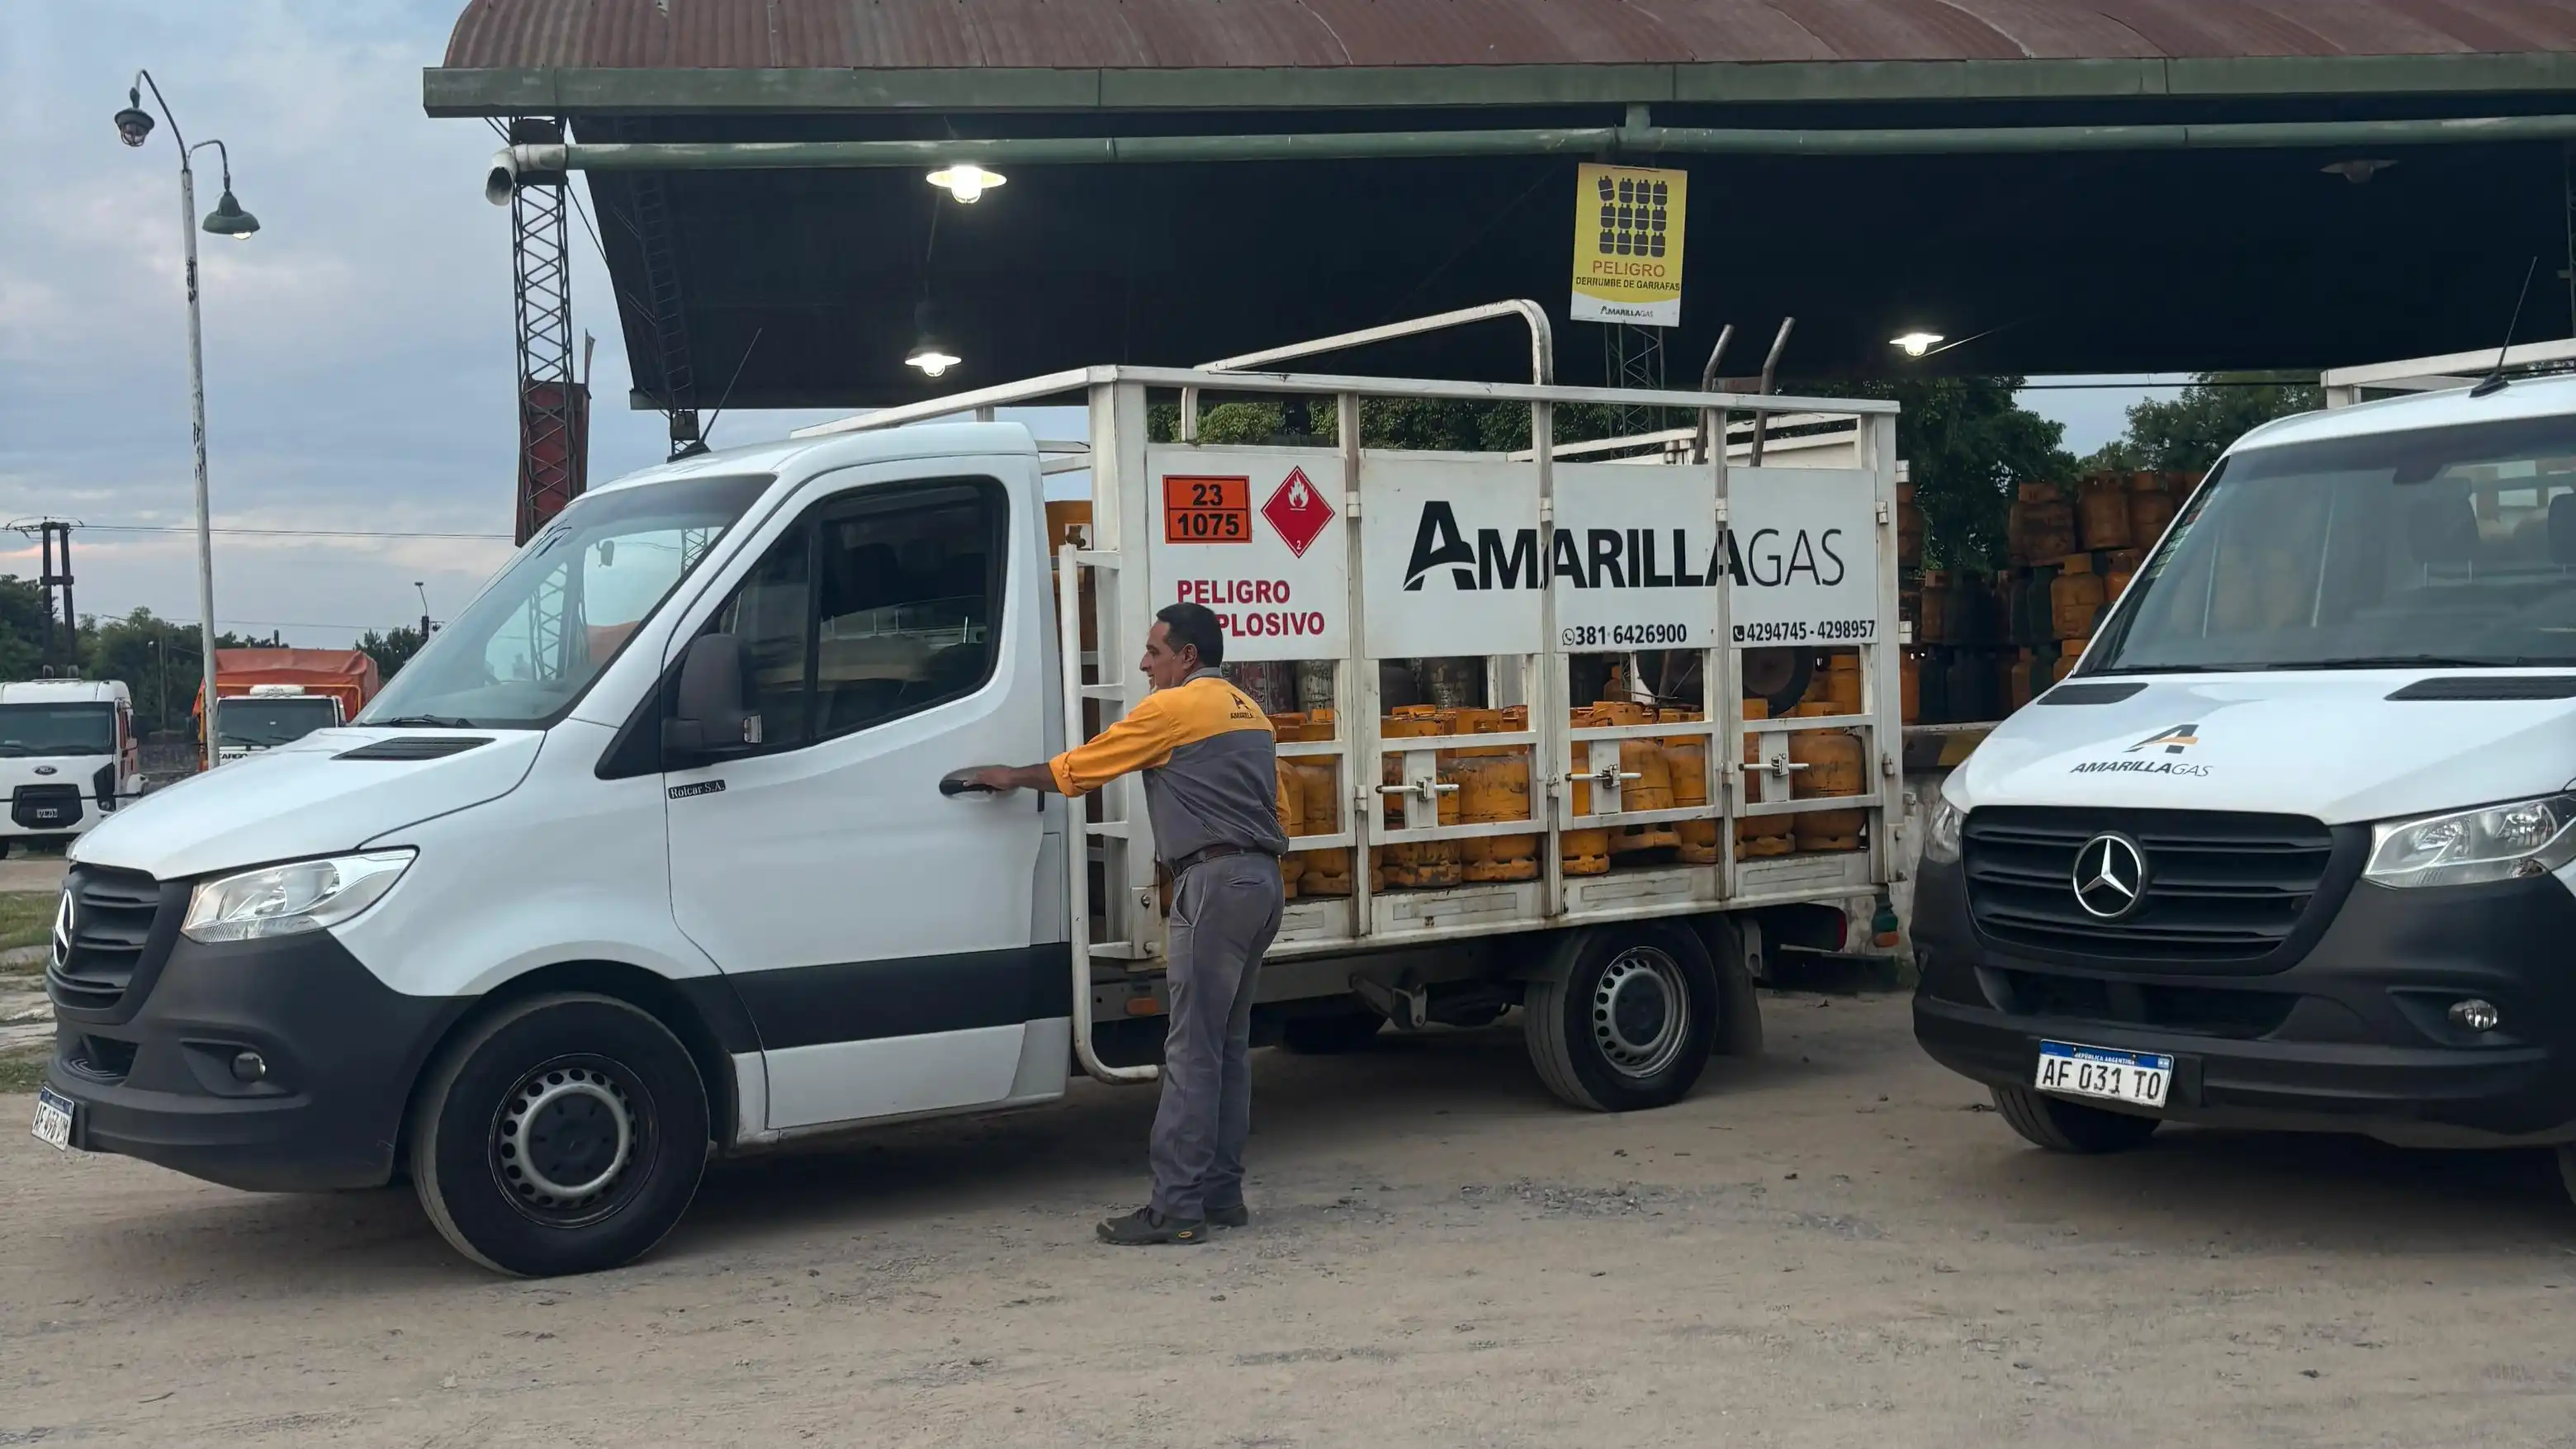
[2070,723,2210,777]
[1399,501,1848,593]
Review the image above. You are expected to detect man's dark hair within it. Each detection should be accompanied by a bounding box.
[1155,602,1225,667]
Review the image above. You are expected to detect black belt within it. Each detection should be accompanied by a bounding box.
[1168,843,1277,875]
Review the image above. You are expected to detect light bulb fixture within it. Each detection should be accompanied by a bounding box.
[2322,159,2397,185]
[926,164,1006,204]
[201,188,259,239]
[115,88,155,147]
[1890,331,1944,358]
[904,298,960,379]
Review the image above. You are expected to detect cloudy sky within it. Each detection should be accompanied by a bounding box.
[4,2,2173,649]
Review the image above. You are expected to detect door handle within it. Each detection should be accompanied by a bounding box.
[940,769,1000,798]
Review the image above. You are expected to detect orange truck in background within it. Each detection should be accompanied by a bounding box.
[193,649,383,765]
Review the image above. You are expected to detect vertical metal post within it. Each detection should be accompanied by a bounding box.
[181,157,220,770]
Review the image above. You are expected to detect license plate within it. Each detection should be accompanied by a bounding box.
[2035,1040,2171,1110]
[31,1086,73,1151]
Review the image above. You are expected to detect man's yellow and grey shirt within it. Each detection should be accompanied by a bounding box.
[1049,670,1290,866]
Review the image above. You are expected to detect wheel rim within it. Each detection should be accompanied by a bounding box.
[488,1054,654,1229]
[1591,945,1690,1079]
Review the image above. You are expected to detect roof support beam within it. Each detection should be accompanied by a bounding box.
[485,113,2576,197]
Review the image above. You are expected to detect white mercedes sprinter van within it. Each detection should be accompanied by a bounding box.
[1916,375,2576,1201]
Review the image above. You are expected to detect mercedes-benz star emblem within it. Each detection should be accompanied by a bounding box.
[50,889,72,968]
[2071,833,2148,921]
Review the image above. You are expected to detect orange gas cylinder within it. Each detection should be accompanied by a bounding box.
[2105,547,2141,602]
[2008,481,2076,565]
[1375,708,1461,890]
[1454,707,1538,883]
[1901,650,1922,724]
[1560,705,1614,876]
[1788,703,1866,852]
[2053,637,2084,682]
[2009,650,2040,711]
[1919,571,1953,644]
[2076,474,2133,551]
[1896,477,1925,569]
[1821,653,1863,713]
[1660,708,1718,864]
[1273,759,1305,900]
[2050,554,2107,640]
[1737,699,1795,857]
[1591,701,1679,856]
[1278,709,1350,897]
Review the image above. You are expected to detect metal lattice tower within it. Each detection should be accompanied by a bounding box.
[1602,324,1667,438]
[510,117,585,547]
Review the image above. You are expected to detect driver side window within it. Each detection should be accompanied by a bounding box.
[695,479,1005,751]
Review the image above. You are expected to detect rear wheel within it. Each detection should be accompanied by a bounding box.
[1991,1084,2162,1154]
[410,993,709,1277]
[1525,924,1717,1111]
[1277,1009,1385,1055]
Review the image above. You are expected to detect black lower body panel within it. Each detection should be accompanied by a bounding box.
[45,931,468,1192]
[1911,853,2576,1148]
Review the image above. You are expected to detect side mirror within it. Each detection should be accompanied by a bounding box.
[663,633,763,761]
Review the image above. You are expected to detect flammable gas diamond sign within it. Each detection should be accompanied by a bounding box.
[1144,447,1349,662]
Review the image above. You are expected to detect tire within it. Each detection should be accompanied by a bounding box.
[1278,1010,1385,1055]
[1524,924,1719,1111]
[410,992,709,1277]
[1740,647,1815,717]
[1991,1084,2162,1154]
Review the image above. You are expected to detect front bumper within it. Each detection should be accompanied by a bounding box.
[45,926,467,1191]
[1912,852,2576,1147]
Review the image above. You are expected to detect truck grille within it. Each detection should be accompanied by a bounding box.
[11,784,83,831]
[45,864,180,1015]
[1962,807,2358,968]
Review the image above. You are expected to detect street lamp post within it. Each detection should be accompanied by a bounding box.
[116,72,258,771]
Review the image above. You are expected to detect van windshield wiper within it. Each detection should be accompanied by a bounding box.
[2265,656,2536,671]
[372,714,477,728]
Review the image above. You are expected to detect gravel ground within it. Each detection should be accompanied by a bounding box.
[2,992,2571,1447]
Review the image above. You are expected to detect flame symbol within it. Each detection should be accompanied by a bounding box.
[1289,478,1309,509]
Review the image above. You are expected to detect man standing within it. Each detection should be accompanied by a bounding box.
[960,602,1289,1245]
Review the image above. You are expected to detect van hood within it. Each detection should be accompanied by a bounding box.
[1953,671,2576,826]
[72,729,544,882]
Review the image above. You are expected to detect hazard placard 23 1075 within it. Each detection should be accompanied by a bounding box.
[1163,475,1252,543]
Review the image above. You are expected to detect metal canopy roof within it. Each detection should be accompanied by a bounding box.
[430,0,2576,412]
[441,0,2576,73]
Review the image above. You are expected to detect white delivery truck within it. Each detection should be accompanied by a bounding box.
[37,306,1907,1276]
[213,687,348,765]
[1915,355,2576,1205]
[0,680,141,855]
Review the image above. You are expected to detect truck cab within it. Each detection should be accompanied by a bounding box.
[0,680,140,854]
[1915,372,2576,1200]
[215,687,347,765]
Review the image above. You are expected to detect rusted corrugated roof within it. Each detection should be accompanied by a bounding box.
[442,0,2576,69]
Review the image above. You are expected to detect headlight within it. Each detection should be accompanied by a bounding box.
[182,850,414,942]
[1924,792,1966,864]
[2365,794,2576,889]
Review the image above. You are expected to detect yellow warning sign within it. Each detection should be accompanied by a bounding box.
[1570,163,1687,327]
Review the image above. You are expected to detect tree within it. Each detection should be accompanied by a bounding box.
[2086,372,2322,476]
[83,608,259,737]
[356,627,428,681]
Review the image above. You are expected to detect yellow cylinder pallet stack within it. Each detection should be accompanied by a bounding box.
[2076,474,2133,552]
[1375,707,1461,891]
[1659,708,1717,864]
[1456,706,1539,883]
[1738,699,1795,858]
[1787,702,1867,852]
[1269,710,1351,897]
[1561,705,1616,877]
[2129,471,2181,545]
[1586,701,1679,859]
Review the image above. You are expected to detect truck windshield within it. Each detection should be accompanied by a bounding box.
[358,473,770,730]
[217,698,341,747]
[2090,411,2576,674]
[0,704,114,757]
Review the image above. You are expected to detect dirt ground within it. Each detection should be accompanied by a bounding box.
[3,992,2572,1447]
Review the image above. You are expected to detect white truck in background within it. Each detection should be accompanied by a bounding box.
[39,305,1909,1276]
[0,680,140,855]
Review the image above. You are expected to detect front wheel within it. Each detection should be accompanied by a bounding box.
[1991,1084,2162,1154]
[410,993,709,1276]
[1524,924,1718,1111]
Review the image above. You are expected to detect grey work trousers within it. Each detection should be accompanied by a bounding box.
[1148,852,1286,1220]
